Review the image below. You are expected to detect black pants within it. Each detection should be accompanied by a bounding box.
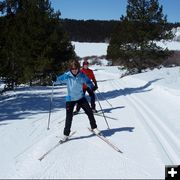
[76,87,96,111]
[64,97,97,136]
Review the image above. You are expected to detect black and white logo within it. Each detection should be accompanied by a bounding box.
[165,165,180,180]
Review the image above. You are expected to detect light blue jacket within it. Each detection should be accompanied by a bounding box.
[56,71,94,101]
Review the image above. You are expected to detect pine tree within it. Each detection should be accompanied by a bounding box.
[107,0,174,72]
[0,0,75,89]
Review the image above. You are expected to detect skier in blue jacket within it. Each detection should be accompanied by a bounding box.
[54,60,100,141]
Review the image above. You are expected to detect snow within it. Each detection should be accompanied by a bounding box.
[0,80,5,91]
[172,27,180,41]
[72,41,108,57]
[72,28,180,58]
[156,40,180,50]
[0,42,180,179]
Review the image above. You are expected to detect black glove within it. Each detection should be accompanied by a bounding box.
[52,74,57,82]
[92,85,98,91]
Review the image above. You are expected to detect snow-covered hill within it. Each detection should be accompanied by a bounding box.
[72,41,108,57]
[72,28,180,58]
[0,64,180,179]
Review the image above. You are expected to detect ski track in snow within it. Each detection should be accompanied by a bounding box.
[111,79,180,165]
[122,81,180,164]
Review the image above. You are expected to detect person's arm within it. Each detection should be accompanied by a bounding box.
[82,73,94,90]
[53,72,68,84]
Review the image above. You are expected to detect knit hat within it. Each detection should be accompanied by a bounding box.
[83,59,89,66]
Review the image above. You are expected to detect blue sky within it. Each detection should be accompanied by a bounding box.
[50,0,180,23]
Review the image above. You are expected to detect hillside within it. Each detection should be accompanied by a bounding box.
[61,19,119,42]
[0,42,180,178]
[61,19,180,43]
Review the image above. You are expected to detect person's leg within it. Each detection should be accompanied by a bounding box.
[74,89,86,114]
[78,97,97,129]
[86,87,96,111]
[64,101,76,136]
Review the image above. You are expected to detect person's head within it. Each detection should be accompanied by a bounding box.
[83,60,89,69]
[69,60,80,75]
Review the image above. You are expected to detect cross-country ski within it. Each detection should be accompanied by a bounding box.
[88,128,123,153]
[39,131,76,161]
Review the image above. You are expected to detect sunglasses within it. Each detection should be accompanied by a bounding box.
[71,68,78,70]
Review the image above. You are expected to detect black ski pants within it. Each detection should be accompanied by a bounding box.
[64,97,97,136]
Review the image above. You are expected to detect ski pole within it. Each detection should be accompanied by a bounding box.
[95,92,110,129]
[47,81,54,130]
[97,89,113,108]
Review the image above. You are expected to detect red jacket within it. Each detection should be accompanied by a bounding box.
[81,68,97,90]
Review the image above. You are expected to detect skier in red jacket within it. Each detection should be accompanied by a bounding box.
[74,59,98,114]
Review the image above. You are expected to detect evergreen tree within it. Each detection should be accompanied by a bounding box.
[107,0,174,72]
[0,0,75,89]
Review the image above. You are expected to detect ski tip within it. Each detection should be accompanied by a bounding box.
[38,157,43,161]
[59,140,65,144]
[117,149,123,153]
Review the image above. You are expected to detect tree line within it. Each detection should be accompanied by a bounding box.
[60,19,180,43]
[61,0,176,73]
[61,19,119,42]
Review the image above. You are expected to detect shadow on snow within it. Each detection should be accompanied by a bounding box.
[0,78,161,122]
[0,86,66,122]
[68,126,135,141]
[95,78,162,101]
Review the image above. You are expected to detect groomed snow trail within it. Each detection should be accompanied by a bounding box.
[0,66,180,179]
